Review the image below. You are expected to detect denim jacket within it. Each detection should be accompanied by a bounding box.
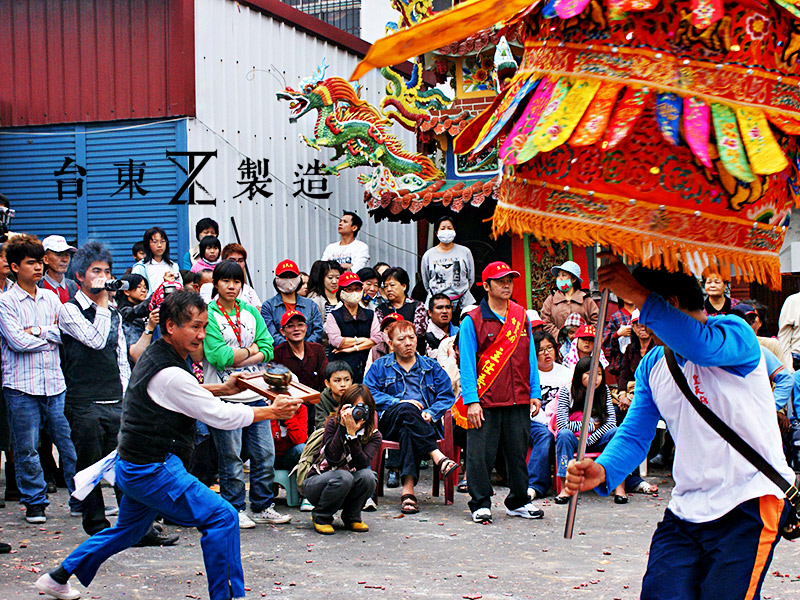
[363,352,455,423]
[260,294,323,346]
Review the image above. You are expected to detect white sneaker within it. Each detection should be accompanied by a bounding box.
[631,481,658,494]
[250,503,292,524]
[506,502,544,519]
[35,573,81,599]
[299,498,314,512]
[104,505,119,517]
[527,487,538,500]
[363,497,377,512]
[238,511,256,529]
[471,507,492,523]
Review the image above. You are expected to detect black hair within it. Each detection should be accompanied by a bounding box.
[72,241,113,282]
[435,215,456,231]
[428,293,452,310]
[569,356,609,425]
[324,359,354,380]
[131,241,145,257]
[342,210,363,236]
[374,261,390,272]
[382,266,410,291]
[180,270,197,286]
[160,290,207,328]
[308,260,342,297]
[357,267,379,282]
[5,234,44,266]
[116,273,147,307]
[195,217,219,240]
[533,330,558,356]
[632,265,704,312]
[142,227,173,265]
[199,235,221,261]
[0,193,9,209]
[212,260,245,287]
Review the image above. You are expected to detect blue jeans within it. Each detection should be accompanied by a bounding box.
[62,454,243,600]
[210,400,275,512]
[4,387,77,508]
[527,421,554,495]
[556,428,617,478]
[274,443,305,472]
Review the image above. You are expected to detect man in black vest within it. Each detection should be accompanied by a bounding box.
[57,242,132,536]
[36,291,303,600]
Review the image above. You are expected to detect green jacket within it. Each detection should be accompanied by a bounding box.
[204,298,274,370]
[315,387,339,429]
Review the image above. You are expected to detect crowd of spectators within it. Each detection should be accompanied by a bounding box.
[3,202,800,562]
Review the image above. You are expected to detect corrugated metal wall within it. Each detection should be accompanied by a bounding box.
[0,0,196,127]
[188,0,418,298]
[0,120,188,272]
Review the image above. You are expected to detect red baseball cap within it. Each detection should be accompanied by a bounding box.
[280,309,306,329]
[338,271,361,289]
[482,261,520,281]
[275,259,299,277]
[530,319,546,328]
[574,324,597,339]
[380,312,404,330]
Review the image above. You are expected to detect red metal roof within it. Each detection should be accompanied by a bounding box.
[0,0,196,127]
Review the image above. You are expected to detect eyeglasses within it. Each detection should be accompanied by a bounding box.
[537,345,555,355]
[150,238,166,245]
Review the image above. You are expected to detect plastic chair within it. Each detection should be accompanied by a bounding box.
[272,469,301,507]
[372,409,459,505]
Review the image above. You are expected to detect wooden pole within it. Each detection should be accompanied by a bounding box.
[564,287,610,539]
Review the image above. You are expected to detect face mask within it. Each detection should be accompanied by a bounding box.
[275,276,300,294]
[437,230,456,244]
[556,279,572,292]
[340,290,363,305]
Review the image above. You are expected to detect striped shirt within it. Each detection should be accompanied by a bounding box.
[0,284,65,396]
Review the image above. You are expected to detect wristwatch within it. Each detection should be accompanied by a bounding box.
[30,326,42,337]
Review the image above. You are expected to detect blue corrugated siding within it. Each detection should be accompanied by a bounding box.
[0,119,188,274]
[0,126,79,241]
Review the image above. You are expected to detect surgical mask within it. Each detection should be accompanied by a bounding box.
[437,230,456,244]
[275,276,300,294]
[340,290,363,305]
[556,279,572,292]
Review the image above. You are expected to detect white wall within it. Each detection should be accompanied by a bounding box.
[360,1,398,43]
[189,0,418,299]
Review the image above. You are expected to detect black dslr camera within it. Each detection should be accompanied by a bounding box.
[351,403,370,422]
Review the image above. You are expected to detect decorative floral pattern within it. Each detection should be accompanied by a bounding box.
[746,13,770,41]
[462,54,495,93]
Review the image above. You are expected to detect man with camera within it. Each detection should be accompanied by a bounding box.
[58,242,174,543]
[363,320,458,514]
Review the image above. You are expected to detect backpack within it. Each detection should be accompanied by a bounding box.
[293,426,326,494]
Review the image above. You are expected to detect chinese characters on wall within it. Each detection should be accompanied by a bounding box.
[52,152,333,206]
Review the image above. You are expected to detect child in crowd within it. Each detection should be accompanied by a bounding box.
[148,270,184,312]
[562,323,610,372]
[190,236,222,273]
[316,361,354,429]
[554,357,640,504]
[558,313,584,361]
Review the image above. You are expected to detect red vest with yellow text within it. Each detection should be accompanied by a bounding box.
[468,299,531,408]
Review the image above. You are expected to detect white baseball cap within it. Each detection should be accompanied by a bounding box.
[42,235,76,253]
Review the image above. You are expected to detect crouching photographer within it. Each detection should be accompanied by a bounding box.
[301,384,381,535]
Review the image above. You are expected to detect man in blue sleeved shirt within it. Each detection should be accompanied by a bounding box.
[363,319,457,515]
[565,258,793,600]
[459,262,543,524]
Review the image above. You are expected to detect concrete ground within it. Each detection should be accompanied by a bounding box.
[1,469,799,600]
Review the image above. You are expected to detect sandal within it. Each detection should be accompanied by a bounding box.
[400,494,419,514]
[457,479,468,493]
[614,494,629,504]
[435,456,458,479]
